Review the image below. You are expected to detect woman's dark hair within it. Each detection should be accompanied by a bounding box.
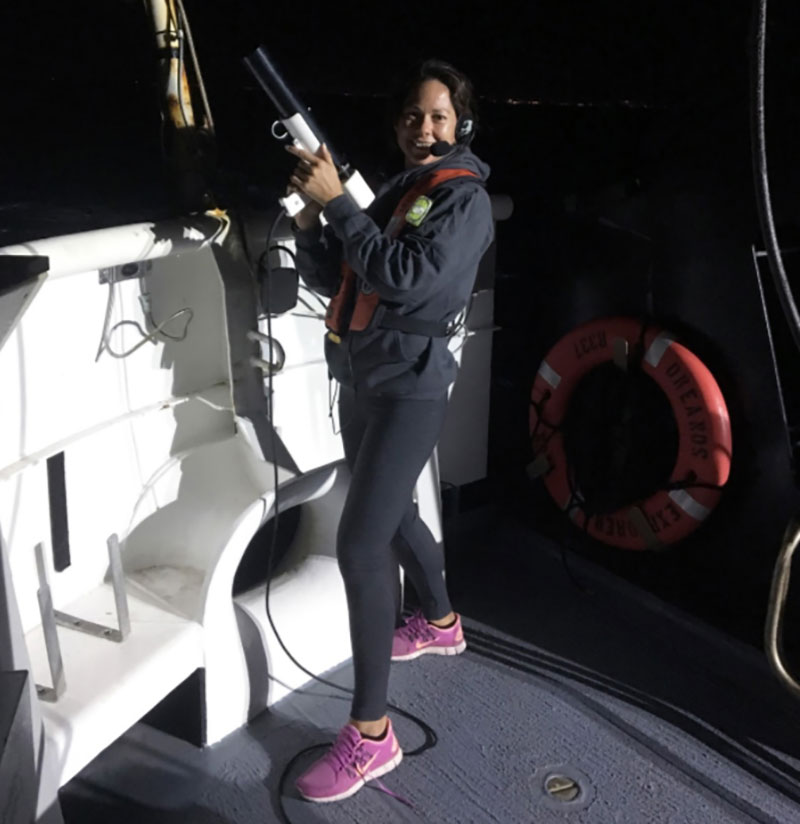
[389,59,479,134]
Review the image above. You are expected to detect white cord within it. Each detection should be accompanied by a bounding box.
[104,307,194,359]
[95,278,194,361]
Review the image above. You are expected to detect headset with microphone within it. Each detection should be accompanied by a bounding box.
[430,112,475,156]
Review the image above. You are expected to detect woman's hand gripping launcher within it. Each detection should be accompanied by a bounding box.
[244,46,374,215]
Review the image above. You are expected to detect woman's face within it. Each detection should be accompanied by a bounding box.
[395,79,458,168]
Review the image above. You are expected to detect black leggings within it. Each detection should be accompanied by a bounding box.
[337,385,453,721]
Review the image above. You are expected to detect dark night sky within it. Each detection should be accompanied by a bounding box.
[0,1,797,244]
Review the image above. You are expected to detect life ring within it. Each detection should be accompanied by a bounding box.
[529,316,732,550]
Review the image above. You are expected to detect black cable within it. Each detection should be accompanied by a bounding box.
[292,294,323,317]
[299,282,329,313]
[269,244,297,264]
[259,210,437,823]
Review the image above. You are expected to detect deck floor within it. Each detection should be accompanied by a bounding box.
[59,512,800,824]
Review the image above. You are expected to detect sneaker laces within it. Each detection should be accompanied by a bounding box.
[325,726,367,778]
[397,611,437,644]
[326,726,415,809]
[369,776,415,809]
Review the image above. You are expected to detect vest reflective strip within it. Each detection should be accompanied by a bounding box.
[644,332,676,368]
[537,360,562,389]
[668,489,711,521]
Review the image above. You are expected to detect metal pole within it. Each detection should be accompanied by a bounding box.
[764,517,800,700]
[146,0,195,129]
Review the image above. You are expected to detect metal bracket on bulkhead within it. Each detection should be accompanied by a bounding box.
[33,543,65,703]
[34,534,131,703]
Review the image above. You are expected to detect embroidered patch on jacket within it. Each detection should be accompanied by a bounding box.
[405,196,433,227]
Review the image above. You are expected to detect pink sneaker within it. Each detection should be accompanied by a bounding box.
[391,611,467,661]
[295,719,403,803]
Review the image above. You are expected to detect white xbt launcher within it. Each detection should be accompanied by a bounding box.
[243,46,375,216]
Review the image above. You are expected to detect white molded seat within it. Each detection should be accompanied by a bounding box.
[26,432,339,787]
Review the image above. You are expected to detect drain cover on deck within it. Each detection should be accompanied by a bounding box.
[532,764,595,812]
[545,773,581,801]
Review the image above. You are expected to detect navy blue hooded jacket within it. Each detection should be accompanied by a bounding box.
[293,145,494,398]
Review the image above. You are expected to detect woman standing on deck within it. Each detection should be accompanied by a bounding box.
[287,59,494,803]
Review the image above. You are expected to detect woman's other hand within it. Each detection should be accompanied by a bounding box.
[286,143,344,209]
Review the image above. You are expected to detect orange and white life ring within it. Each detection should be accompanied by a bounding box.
[529,316,732,550]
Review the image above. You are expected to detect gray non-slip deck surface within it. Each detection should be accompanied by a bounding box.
[60,518,800,824]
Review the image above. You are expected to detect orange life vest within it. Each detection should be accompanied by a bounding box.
[325,167,479,340]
